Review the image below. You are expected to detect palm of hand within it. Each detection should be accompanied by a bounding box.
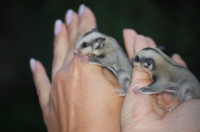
[121,30,200,132]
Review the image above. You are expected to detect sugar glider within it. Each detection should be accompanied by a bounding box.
[74,29,133,96]
[132,47,200,102]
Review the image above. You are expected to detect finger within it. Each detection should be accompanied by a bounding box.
[157,92,181,109]
[52,20,69,79]
[122,79,165,122]
[146,36,157,47]
[63,10,79,66]
[134,35,149,53]
[77,4,97,38]
[65,9,78,50]
[131,34,152,81]
[123,29,138,59]
[131,35,150,80]
[172,53,187,67]
[30,58,51,110]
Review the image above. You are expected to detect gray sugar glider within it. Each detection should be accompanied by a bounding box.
[74,29,133,96]
[132,47,200,102]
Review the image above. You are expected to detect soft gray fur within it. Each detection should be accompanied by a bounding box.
[75,30,133,95]
[133,47,200,102]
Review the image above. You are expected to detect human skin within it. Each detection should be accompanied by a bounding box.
[30,5,200,132]
[121,30,200,132]
[30,6,124,132]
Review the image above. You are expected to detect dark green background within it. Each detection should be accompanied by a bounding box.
[1,0,199,131]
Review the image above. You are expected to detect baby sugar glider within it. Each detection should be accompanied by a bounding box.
[132,47,200,102]
[74,29,133,96]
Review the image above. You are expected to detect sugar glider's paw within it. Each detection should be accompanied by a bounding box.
[168,105,177,112]
[114,88,126,97]
[79,54,91,64]
[132,86,142,94]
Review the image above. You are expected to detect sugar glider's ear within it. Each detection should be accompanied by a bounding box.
[156,46,165,51]
[94,37,106,49]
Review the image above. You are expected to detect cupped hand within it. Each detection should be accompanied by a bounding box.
[121,29,200,132]
[30,5,124,132]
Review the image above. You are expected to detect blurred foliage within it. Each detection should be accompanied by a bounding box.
[0,0,199,131]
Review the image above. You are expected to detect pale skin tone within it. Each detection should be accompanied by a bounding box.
[30,5,200,132]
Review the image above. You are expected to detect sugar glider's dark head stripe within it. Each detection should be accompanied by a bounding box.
[82,28,98,37]
[96,54,105,58]
[142,47,185,69]
[142,47,156,51]
[142,48,161,57]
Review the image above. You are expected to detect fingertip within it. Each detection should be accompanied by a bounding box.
[66,11,79,45]
[32,59,50,84]
[78,4,95,19]
[135,35,149,53]
[146,37,157,47]
[78,4,85,16]
[123,28,137,35]
[172,53,187,67]
[53,22,68,47]
[30,58,36,72]
[123,29,138,40]
[78,4,96,19]
[54,19,63,36]
[123,28,138,59]
[172,53,181,59]
[65,9,74,26]
[34,60,47,77]
[77,5,97,33]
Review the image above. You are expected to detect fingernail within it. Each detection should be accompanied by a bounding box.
[65,9,73,25]
[54,19,62,35]
[78,4,85,16]
[30,58,35,72]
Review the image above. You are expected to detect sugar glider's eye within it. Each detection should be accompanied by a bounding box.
[144,58,154,68]
[81,42,89,48]
[134,56,140,62]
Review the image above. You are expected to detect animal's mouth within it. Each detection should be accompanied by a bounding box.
[74,49,81,55]
[74,49,95,57]
[133,66,143,72]
[133,66,152,79]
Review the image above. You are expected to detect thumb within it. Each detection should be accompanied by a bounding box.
[121,69,165,125]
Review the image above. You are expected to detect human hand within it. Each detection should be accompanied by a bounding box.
[30,5,124,132]
[121,29,200,132]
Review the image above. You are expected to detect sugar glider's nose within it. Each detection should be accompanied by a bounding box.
[74,49,81,55]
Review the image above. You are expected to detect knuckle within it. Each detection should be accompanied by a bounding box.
[53,70,65,87]
[42,105,50,119]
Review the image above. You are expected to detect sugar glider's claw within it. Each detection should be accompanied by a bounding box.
[168,105,177,112]
[132,87,142,95]
[79,55,90,64]
[114,88,126,97]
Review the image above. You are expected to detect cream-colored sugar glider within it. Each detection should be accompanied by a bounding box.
[74,29,133,96]
[132,47,200,102]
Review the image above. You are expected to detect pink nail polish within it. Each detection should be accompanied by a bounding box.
[78,4,85,16]
[65,9,73,25]
[54,19,62,35]
[30,58,35,72]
